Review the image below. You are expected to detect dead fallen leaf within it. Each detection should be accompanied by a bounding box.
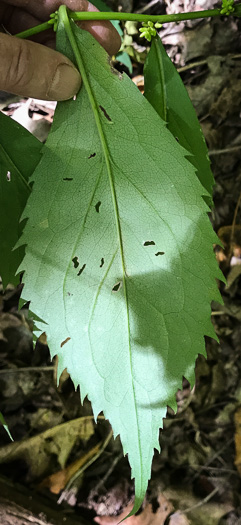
[217,226,241,250]
[170,512,190,525]
[94,494,174,525]
[226,265,241,290]
[40,440,104,494]
[11,98,51,142]
[132,75,144,93]
[0,416,95,480]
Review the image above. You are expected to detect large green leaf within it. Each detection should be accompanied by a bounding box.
[144,36,213,197]
[19,20,221,514]
[0,112,42,288]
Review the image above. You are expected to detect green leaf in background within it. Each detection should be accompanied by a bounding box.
[0,411,13,441]
[19,20,221,514]
[116,50,133,74]
[144,35,214,198]
[0,112,42,288]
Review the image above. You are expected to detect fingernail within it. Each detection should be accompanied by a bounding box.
[47,63,82,101]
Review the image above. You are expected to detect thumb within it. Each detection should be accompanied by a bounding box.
[0,33,81,101]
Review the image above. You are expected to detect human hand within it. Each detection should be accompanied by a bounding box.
[0,0,121,100]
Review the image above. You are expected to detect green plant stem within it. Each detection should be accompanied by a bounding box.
[15,20,54,39]
[70,8,221,23]
[15,3,241,40]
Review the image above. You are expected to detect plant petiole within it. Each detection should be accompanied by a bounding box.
[14,3,241,40]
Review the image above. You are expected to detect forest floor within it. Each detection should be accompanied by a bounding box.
[0,0,241,524]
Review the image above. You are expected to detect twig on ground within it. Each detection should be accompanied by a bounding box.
[91,451,123,497]
[181,486,219,514]
[0,367,54,374]
[209,145,241,156]
[135,0,161,14]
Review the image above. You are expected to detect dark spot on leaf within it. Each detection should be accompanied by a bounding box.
[77,264,86,276]
[95,201,101,213]
[175,137,179,142]
[61,337,71,348]
[155,251,165,256]
[100,258,104,267]
[72,256,79,268]
[88,152,96,159]
[112,281,122,292]
[143,241,155,246]
[63,178,73,181]
[99,105,112,122]
[67,292,73,296]
[6,171,11,182]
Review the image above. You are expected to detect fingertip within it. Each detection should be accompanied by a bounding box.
[0,34,82,101]
[48,63,82,101]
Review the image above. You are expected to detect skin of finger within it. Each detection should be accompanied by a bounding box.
[2,0,89,19]
[1,0,121,55]
[0,33,81,100]
[1,5,41,34]
[0,5,56,46]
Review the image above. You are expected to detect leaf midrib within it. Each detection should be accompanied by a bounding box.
[64,19,143,478]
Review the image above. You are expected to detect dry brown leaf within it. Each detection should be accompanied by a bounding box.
[217,225,241,249]
[210,78,241,119]
[40,441,102,494]
[226,265,241,290]
[132,75,144,93]
[169,512,190,525]
[94,494,174,525]
[0,417,95,479]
